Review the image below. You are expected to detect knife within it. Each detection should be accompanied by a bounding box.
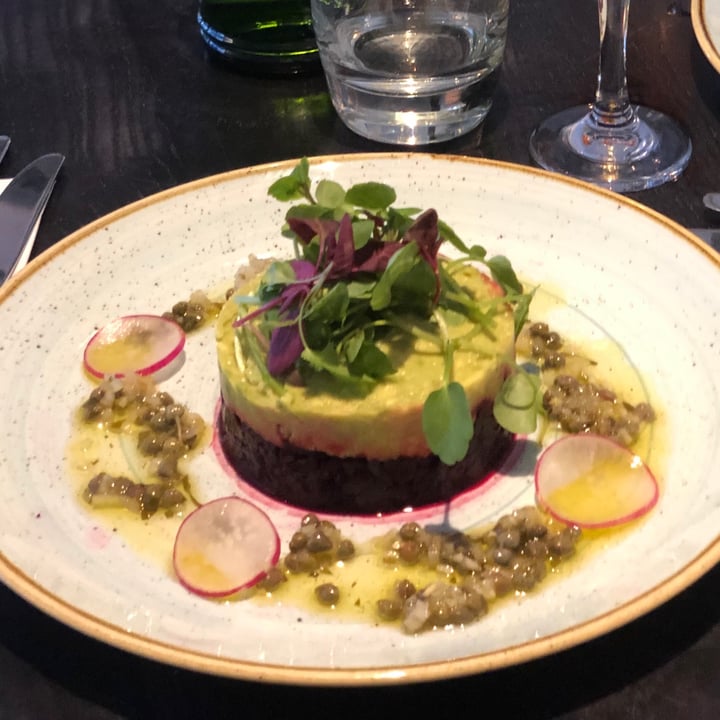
[0,136,10,166]
[0,153,64,284]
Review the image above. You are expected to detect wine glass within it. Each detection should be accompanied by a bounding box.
[529,0,692,192]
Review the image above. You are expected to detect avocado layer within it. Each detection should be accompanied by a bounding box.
[216,265,516,461]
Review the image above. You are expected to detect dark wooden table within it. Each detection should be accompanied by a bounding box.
[1,0,719,717]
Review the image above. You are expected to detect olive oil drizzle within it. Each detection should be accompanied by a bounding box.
[67,300,664,634]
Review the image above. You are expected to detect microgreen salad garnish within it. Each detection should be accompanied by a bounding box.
[233,158,537,464]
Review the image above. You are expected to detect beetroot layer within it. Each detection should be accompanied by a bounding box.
[218,401,513,515]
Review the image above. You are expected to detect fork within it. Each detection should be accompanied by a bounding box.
[0,136,10,166]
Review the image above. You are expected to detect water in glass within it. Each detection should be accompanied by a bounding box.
[312,1,509,144]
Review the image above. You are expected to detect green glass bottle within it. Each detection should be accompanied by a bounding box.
[198,0,319,75]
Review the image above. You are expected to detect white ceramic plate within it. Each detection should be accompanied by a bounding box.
[1,154,719,685]
[692,0,720,73]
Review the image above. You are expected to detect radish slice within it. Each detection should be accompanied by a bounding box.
[173,496,280,597]
[83,314,185,379]
[535,434,659,529]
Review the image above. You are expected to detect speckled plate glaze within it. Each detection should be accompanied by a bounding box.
[0,154,719,685]
[692,0,720,73]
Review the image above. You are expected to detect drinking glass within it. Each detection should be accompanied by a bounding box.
[529,0,691,192]
[311,0,509,145]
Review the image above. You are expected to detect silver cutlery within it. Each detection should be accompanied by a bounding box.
[702,192,720,214]
[0,136,10,166]
[0,153,64,284]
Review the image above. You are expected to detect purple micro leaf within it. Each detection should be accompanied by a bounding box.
[232,295,282,327]
[267,314,304,376]
[404,208,441,263]
[352,240,405,274]
[290,259,316,281]
[234,261,316,328]
[362,210,385,238]
[327,214,355,278]
[286,217,339,271]
[286,216,335,244]
[278,284,309,314]
[276,259,320,314]
[404,208,442,302]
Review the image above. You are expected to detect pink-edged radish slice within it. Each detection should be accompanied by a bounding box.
[535,434,659,529]
[173,496,280,597]
[83,314,185,379]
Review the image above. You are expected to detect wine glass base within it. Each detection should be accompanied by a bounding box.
[529,104,692,192]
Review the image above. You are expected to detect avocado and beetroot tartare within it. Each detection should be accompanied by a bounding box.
[215,159,533,513]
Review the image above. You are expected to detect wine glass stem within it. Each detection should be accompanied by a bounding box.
[592,0,633,127]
